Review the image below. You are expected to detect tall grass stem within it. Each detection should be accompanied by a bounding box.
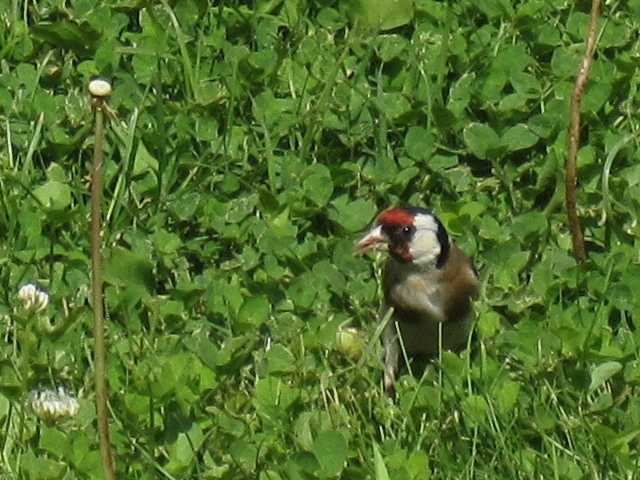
[91,91,117,480]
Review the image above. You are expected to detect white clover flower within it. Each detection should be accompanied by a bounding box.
[17,283,50,314]
[27,386,79,425]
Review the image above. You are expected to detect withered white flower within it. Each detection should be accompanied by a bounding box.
[27,386,79,425]
[17,283,49,314]
[88,78,112,97]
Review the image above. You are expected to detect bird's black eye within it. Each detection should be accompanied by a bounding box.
[401,226,414,238]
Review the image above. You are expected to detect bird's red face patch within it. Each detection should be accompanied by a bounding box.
[378,208,414,229]
[377,208,416,263]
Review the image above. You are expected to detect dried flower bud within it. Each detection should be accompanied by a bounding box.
[27,387,79,425]
[88,78,112,98]
[17,283,49,314]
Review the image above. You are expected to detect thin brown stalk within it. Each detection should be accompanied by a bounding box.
[91,96,117,480]
[566,0,601,263]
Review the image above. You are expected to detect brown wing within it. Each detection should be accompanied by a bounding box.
[440,244,479,323]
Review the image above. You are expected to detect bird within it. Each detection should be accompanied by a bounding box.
[354,206,479,396]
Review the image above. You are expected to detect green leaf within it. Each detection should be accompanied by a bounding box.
[405,126,435,162]
[265,344,296,373]
[39,427,71,457]
[565,12,589,40]
[294,412,316,451]
[463,123,501,160]
[501,124,539,152]
[610,427,640,451]
[132,140,159,177]
[477,310,501,339]
[329,195,377,233]
[373,443,390,480]
[313,430,348,477]
[498,93,528,112]
[317,7,348,30]
[589,392,613,412]
[599,21,632,48]
[253,89,294,128]
[246,50,278,77]
[582,82,613,114]
[550,45,582,79]
[33,181,72,210]
[287,272,319,309]
[537,23,561,46]
[377,35,407,62]
[20,450,65,479]
[494,381,521,415]
[348,0,414,31]
[511,211,547,240]
[510,72,541,96]
[237,296,271,329]
[461,395,489,426]
[477,215,509,241]
[167,192,200,220]
[303,164,334,207]
[30,21,99,55]
[254,377,298,412]
[428,154,458,170]
[448,73,475,115]
[528,113,558,138]
[166,424,204,472]
[313,260,347,294]
[153,228,183,255]
[406,450,429,479]
[229,439,258,472]
[589,361,623,393]
[103,247,154,292]
[476,0,513,20]
[372,92,412,121]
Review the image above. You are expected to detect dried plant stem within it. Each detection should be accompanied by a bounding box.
[91,100,117,480]
[566,0,601,263]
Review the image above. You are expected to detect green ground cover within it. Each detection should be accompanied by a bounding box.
[1,0,640,478]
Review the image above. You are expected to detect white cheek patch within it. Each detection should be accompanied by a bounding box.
[409,214,442,265]
[412,213,439,231]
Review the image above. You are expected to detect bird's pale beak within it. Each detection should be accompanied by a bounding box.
[354,225,389,255]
